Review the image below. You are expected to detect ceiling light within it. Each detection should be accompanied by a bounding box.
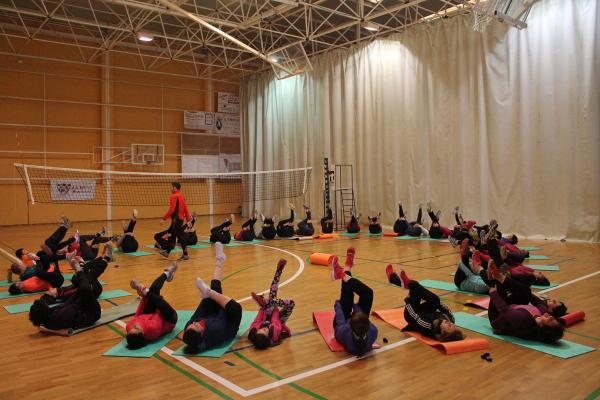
[270,55,280,63]
[361,22,379,32]
[137,32,154,42]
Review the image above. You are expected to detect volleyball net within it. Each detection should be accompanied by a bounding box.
[14,163,311,206]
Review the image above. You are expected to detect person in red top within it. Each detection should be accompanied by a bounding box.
[154,182,192,261]
[248,259,295,349]
[125,262,179,349]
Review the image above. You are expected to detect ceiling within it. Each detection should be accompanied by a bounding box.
[0,0,478,79]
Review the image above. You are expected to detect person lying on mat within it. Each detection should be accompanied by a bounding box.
[346,213,361,234]
[235,212,258,241]
[426,203,451,239]
[320,206,334,234]
[8,250,48,282]
[487,236,550,287]
[295,205,315,237]
[367,212,382,234]
[28,251,110,330]
[209,215,234,244]
[111,209,140,253]
[40,215,75,255]
[331,247,378,356]
[181,211,198,246]
[276,204,295,238]
[259,214,277,240]
[8,252,66,295]
[405,204,429,237]
[125,263,179,349]
[182,242,243,354]
[248,259,295,349]
[154,182,192,261]
[386,266,465,342]
[452,239,492,294]
[486,263,565,343]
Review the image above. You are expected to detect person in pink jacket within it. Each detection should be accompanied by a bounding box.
[248,259,295,349]
[125,262,178,349]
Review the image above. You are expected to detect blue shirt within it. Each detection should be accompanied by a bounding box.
[333,300,378,356]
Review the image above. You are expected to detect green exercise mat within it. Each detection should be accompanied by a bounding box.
[197,240,243,247]
[419,279,470,293]
[114,250,155,256]
[519,246,541,251]
[526,265,560,271]
[365,233,383,237]
[0,272,76,288]
[340,232,360,237]
[418,237,449,242]
[396,235,417,240]
[532,282,559,290]
[3,289,132,314]
[145,245,183,253]
[187,244,210,249]
[103,310,193,358]
[172,310,258,357]
[236,239,264,244]
[453,312,595,359]
[528,255,550,260]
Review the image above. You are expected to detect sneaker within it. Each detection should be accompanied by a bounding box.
[96,227,106,238]
[178,254,189,261]
[164,262,178,282]
[251,291,267,307]
[130,279,147,297]
[191,211,197,224]
[398,270,411,288]
[289,202,295,210]
[70,258,82,272]
[195,277,212,299]
[66,250,77,262]
[215,242,226,266]
[60,215,71,228]
[230,213,236,223]
[449,237,459,247]
[385,264,394,283]
[132,208,138,219]
[330,256,345,281]
[159,250,169,259]
[345,247,356,268]
[104,243,115,262]
[73,230,80,243]
[27,252,40,261]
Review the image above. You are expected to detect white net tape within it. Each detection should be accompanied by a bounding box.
[472,1,494,32]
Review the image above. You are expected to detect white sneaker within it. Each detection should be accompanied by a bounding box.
[164,262,178,282]
[132,209,138,219]
[195,277,212,299]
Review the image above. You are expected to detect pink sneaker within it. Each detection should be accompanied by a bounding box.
[385,264,394,283]
[330,256,345,281]
[345,247,356,268]
[398,270,411,288]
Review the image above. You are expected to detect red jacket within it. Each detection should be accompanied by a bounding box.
[126,297,176,342]
[163,190,191,221]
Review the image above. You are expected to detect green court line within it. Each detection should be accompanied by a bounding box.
[233,352,327,400]
[104,324,233,400]
[565,330,600,342]
[585,386,600,400]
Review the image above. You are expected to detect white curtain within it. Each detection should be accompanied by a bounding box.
[241,0,600,241]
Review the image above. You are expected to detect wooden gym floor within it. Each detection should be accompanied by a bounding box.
[0,216,598,400]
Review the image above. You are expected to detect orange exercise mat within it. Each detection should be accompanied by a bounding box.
[383,232,399,237]
[373,309,489,355]
[309,253,335,266]
[313,311,380,352]
[316,233,338,239]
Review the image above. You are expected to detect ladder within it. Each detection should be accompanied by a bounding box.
[333,164,356,231]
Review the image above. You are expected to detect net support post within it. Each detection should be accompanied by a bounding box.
[22,164,35,205]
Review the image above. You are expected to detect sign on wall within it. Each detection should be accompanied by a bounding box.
[219,154,241,173]
[51,179,96,201]
[214,113,240,136]
[184,111,214,130]
[217,92,240,114]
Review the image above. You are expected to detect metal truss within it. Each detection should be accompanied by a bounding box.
[0,0,479,79]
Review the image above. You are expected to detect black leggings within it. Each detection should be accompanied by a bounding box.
[241,218,257,241]
[404,280,441,312]
[192,280,243,325]
[296,210,314,236]
[45,226,74,253]
[78,235,111,261]
[141,273,178,324]
[339,272,373,319]
[277,209,295,237]
[428,210,439,224]
[320,208,334,234]
[347,216,360,234]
